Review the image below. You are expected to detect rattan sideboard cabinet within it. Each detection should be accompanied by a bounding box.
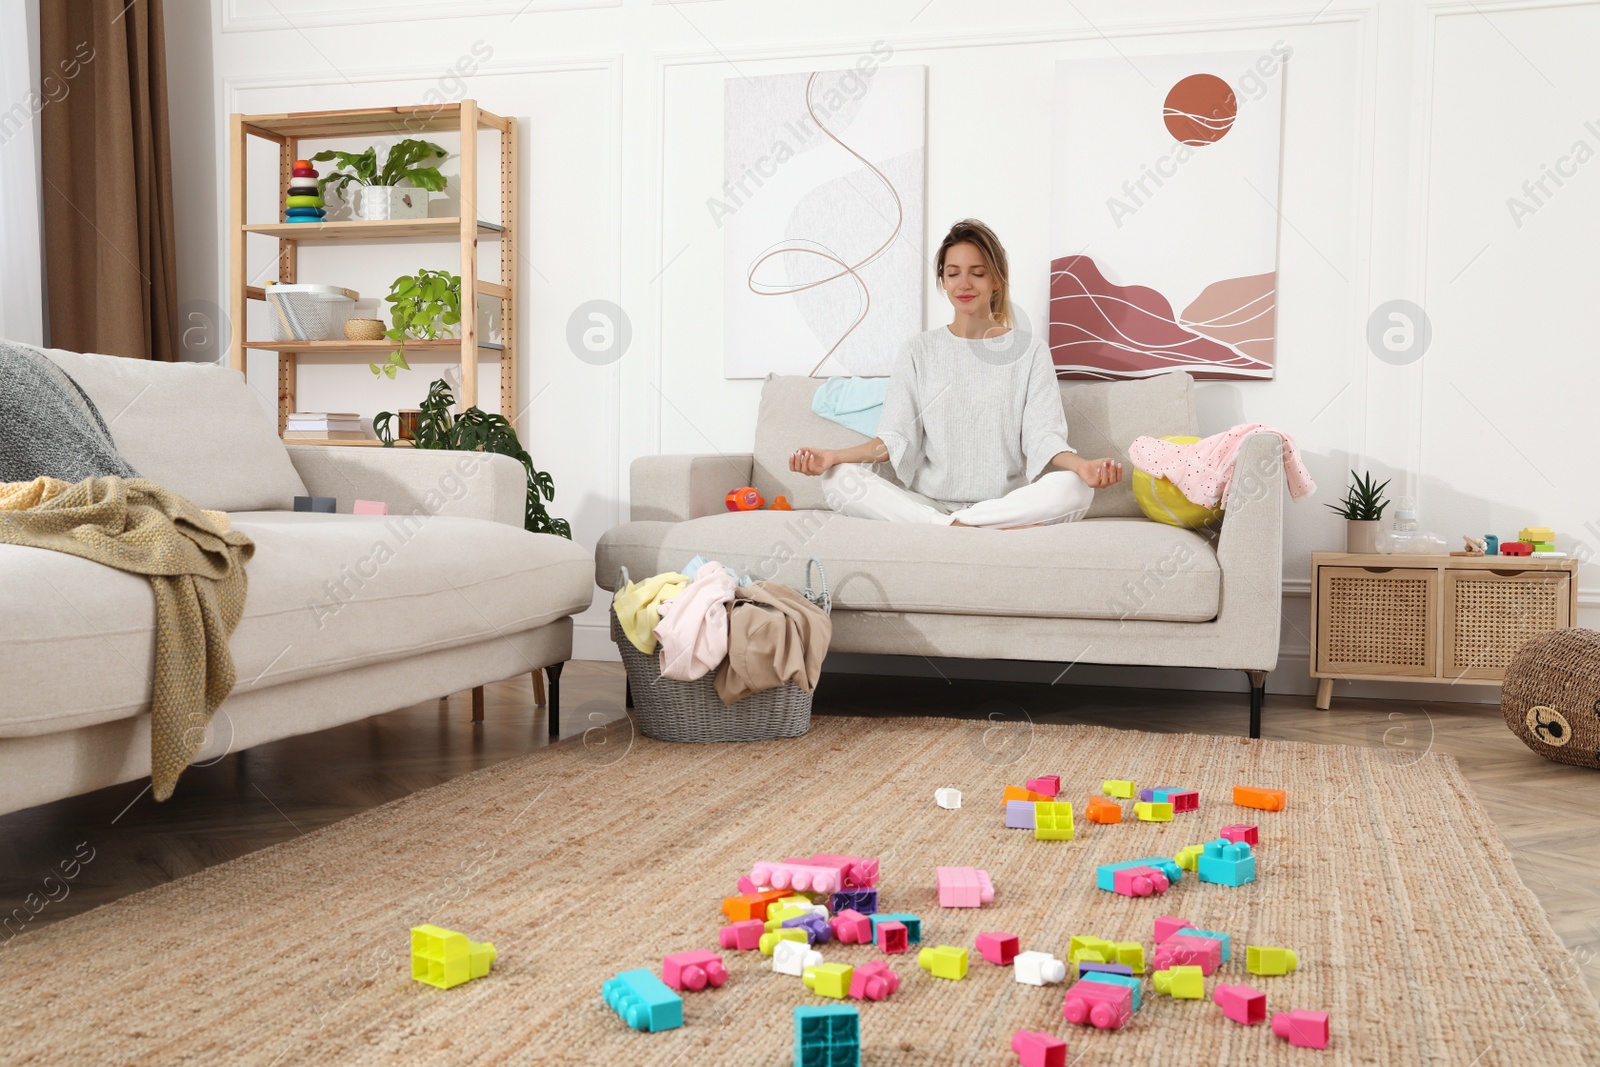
[1309,552,1578,709]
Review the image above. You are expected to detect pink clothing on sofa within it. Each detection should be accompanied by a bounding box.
[1127,424,1316,509]
[654,562,738,681]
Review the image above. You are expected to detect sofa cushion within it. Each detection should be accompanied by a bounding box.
[39,346,309,512]
[596,511,1218,623]
[750,371,1197,518]
[0,513,595,738]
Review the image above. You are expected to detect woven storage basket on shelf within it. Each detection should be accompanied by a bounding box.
[610,558,830,743]
[1501,627,1600,769]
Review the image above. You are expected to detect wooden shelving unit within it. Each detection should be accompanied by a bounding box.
[227,101,518,440]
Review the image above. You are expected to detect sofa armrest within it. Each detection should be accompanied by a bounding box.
[631,453,755,522]
[287,445,527,528]
[1212,430,1286,667]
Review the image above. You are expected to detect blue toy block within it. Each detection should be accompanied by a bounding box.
[1078,971,1142,1012]
[1005,799,1037,829]
[832,888,877,915]
[1196,839,1257,887]
[794,1004,860,1067]
[1138,786,1178,803]
[1176,927,1232,962]
[293,496,337,513]
[870,912,921,943]
[784,913,832,945]
[1484,534,1499,556]
[1095,857,1184,893]
[602,969,683,1032]
[1078,961,1135,979]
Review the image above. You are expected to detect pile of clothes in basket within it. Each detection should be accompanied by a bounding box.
[612,556,831,706]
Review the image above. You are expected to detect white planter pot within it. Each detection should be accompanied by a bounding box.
[360,185,428,221]
[1346,519,1383,554]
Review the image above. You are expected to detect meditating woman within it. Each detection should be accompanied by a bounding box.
[789,218,1123,528]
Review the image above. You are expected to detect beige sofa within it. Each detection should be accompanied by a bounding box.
[597,371,1284,736]
[0,347,593,816]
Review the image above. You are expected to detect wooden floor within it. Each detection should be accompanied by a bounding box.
[4,661,1597,1002]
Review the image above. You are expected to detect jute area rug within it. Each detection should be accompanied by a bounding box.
[2,715,1595,1066]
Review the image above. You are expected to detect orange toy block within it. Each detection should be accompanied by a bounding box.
[722,889,790,922]
[1085,796,1122,824]
[1233,786,1286,812]
[1003,785,1052,806]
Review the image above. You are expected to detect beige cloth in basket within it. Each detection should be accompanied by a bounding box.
[714,581,831,706]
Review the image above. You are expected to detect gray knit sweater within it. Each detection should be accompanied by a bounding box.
[876,326,1074,507]
[0,341,140,484]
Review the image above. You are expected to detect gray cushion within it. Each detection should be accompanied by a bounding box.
[750,371,1198,518]
[40,347,309,512]
[596,511,1218,623]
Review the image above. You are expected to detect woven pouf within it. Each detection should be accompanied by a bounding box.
[1501,627,1600,768]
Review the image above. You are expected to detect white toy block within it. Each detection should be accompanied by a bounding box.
[935,787,962,809]
[772,938,824,977]
[1014,950,1067,986]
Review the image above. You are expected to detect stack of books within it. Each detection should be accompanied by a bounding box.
[285,412,365,441]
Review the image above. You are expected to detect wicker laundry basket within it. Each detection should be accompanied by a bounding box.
[610,559,830,743]
[1501,627,1600,769]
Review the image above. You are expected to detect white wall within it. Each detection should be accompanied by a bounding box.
[176,0,1598,702]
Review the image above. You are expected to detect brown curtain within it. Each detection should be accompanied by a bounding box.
[41,0,178,361]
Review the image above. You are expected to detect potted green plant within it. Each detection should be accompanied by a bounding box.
[312,139,449,221]
[375,378,570,538]
[1325,470,1390,553]
[374,268,461,378]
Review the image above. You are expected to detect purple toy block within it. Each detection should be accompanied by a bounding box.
[1005,800,1037,829]
[1215,983,1267,1025]
[832,888,878,915]
[783,913,832,946]
[1077,961,1134,979]
[1137,787,1155,802]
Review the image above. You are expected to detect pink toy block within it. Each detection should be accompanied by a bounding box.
[1061,980,1133,1030]
[876,921,909,954]
[752,860,842,895]
[1152,933,1223,976]
[976,931,1020,966]
[1273,1009,1331,1049]
[935,866,996,908]
[718,919,765,951]
[831,909,874,945]
[1214,984,1267,1025]
[1154,916,1192,944]
[1011,1029,1067,1067]
[662,950,728,992]
[1220,824,1259,846]
[1025,775,1061,797]
[736,875,760,894]
[798,853,881,888]
[1113,865,1170,898]
[352,499,388,515]
[849,959,901,1001]
[1166,789,1199,812]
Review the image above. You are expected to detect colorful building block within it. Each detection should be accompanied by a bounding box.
[784,913,833,945]
[1500,541,1532,557]
[1220,824,1259,846]
[1176,928,1231,962]
[1215,983,1266,1025]
[917,945,970,980]
[1005,799,1037,829]
[1233,785,1286,811]
[1078,961,1134,979]
[760,928,809,955]
[1112,865,1170,897]
[1025,775,1061,797]
[936,866,996,908]
[800,854,881,889]
[410,924,496,990]
[1113,941,1145,975]
[1085,796,1122,824]
[1014,951,1067,986]
[875,921,909,954]
[352,499,387,515]
[772,938,824,977]
[848,959,900,1001]
[831,910,874,945]
[663,949,728,991]
[602,969,683,1032]
[1246,945,1299,976]
[735,875,761,894]
[768,901,826,929]
[292,496,336,513]
[794,1005,860,1067]
[1079,971,1142,1012]
[719,918,766,951]
[831,888,878,915]
[871,913,922,943]
[1096,857,1183,892]
[1166,789,1199,813]
[752,860,844,895]
[802,962,854,999]
[1033,801,1075,840]
[1067,935,1116,965]
[1103,779,1136,798]
[977,931,1021,966]
[1272,1009,1331,1049]
[1004,784,1052,805]
[1175,844,1205,871]
[722,888,788,922]
[1012,1030,1067,1067]
[1197,839,1257,887]
[1153,916,1192,944]
[1135,801,1174,822]
[1152,965,1205,999]
[1061,979,1133,1030]
[1151,933,1223,976]
[1137,786,1160,802]
[935,787,963,809]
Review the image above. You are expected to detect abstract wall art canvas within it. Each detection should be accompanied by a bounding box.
[1049,50,1286,380]
[722,58,926,378]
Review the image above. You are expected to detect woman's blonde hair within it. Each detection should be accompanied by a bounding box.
[934,218,1012,328]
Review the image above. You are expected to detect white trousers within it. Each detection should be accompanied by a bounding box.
[820,463,1094,528]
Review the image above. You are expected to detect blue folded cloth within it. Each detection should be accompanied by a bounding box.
[683,555,753,587]
[811,376,889,437]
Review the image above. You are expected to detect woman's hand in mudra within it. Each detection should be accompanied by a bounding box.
[1075,457,1124,489]
[789,447,837,476]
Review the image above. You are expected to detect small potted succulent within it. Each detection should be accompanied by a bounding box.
[374,268,461,377]
[313,139,448,221]
[1326,470,1390,553]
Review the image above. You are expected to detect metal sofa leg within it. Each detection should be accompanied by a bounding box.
[1246,670,1266,739]
[547,661,564,739]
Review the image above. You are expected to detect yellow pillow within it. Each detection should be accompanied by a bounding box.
[1131,435,1225,529]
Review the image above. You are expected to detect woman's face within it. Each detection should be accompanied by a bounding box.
[940,241,995,315]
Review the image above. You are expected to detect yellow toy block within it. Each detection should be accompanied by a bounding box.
[1176,844,1205,871]
[1114,941,1146,975]
[1103,779,1136,799]
[1068,934,1115,964]
[1246,945,1299,976]
[1135,801,1173,822]
[760,928,809,955]
[917,945,969,980]
[801,962,854,999]
[766,902,822,929]
[779,893,820,910]
[1519,527,1554,543]
[410,924,497,990]
[1152,965,1205,999]
[1034,801,1075,841]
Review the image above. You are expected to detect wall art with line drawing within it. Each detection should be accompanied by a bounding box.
[1049,50,1286,380]
[721,59,926,379]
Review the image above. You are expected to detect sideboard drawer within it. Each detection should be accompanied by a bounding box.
[1443,568,1572,680]
[1315,566,1438,677]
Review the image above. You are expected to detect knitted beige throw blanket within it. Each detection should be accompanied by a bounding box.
[0,477,254,800]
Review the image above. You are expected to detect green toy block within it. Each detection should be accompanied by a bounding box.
[802,962,854,999]
[917,945,970,980]
[1152,965,1205,999]
[1113,941,1145,975]
[1034,801,1075,840]
[410,924,496,990]
[1068,934,1115,964]
[1176,844,1205,871]
[1246,945,1299,976]
[761,928,809,955]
